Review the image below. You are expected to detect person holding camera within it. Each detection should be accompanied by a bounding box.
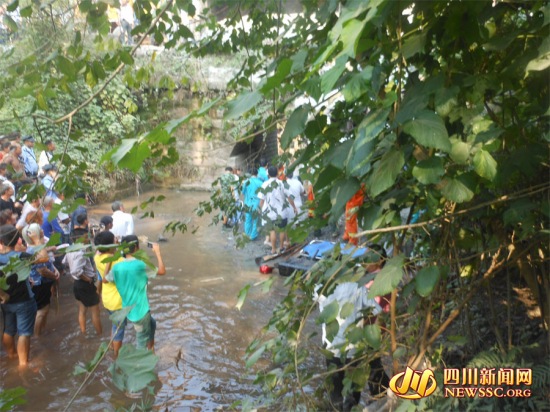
[110,236,165,351]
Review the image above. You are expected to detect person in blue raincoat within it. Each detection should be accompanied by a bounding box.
[241,168,263,240]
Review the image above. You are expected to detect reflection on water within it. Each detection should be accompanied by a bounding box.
[0,189,299,410]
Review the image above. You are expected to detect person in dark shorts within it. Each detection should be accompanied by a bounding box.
[25,223,60,335]
[0,224,37,367]
[62,228,102,335]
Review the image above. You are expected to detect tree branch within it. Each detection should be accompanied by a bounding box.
[353,184,550,238]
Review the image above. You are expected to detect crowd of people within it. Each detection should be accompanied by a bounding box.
[0,132,166,367]
[224,158,390,408]
[220,158,308,255]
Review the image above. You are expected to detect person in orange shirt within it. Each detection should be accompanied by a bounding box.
[342,185,365,246]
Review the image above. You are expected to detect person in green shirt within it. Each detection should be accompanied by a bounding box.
[111,235,165,351]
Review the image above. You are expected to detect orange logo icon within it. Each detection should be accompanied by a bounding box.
[389,367,438,399]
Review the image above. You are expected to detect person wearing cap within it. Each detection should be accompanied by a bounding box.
[41,164,60,201]
[21,136,38,179]
[38,140,55,176]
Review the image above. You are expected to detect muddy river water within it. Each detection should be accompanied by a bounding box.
[1,189,308,411]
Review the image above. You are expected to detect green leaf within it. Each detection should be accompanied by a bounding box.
[320,56,347,94]
[57,56,76,79]
[450,140,471,164]
[364,324,381,349]
[330,177,360,217]
[291,49,308,73]
[356,107,390,143]
[19,6,32,18]
[0,387,27,411]
[526,36,550,72]
[368,254,406,298]
[367,149,404,197]
[225,91,262,120]
[402,32,426,59]
[36,93,49,111]
[317,300,339,324]
[246,345,266,368]
[340,302,355,319]
[3,15,17,32]
[440,176,475,203]
[120,50,134,65]
[280,105,310,149]
[338,18,367,59]
[415,266,440,297]
[11,86,34,98]
[109,305,133,324]
[402,110,451,152]
[346,134,376,178]
[342,67,373,102]
[261,58,292,94]
[412,157,445,185]
[111,344,159,393]
[326,140,353,169]
[473,149,497,181]
[236,284,250,310]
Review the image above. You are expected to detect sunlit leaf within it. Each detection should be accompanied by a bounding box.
[320,56,347,94]
[440,176,475,203]
[225,91,262,120]
[236,284,250,310]
[450,140,471,164]
[473,149,497,181]
[368,254,405,298]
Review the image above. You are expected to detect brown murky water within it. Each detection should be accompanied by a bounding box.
[0,189,296,411]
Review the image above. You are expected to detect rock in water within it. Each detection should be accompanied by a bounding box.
[157,234,168,242]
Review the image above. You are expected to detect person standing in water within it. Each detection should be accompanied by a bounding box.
[0,224,37,367]
[111,236,165,351]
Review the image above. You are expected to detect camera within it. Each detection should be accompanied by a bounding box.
[147,241,154,248]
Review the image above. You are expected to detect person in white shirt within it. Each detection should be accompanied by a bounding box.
[257,166,297,254]
[111,201,134,241]
[38,140,55,176]
[285,171,305,224]
[119,0,134,45]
